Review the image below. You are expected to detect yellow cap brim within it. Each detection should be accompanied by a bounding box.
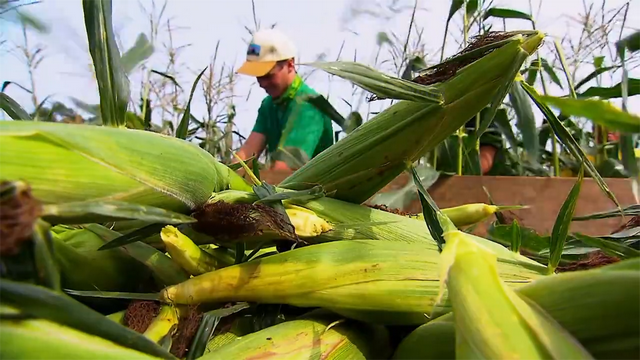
[236,61,277,77]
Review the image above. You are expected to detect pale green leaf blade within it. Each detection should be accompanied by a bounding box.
[572,233,640,259]
[121,33,154,74]
[509,80,538,159]
[548,166,584,273]
[520,81,621,210]
[177,67,208,139]
[304,61,443,103]
[0,92,31,120]
[483,7,533,21]
[82,0,130,127]
[539,95,640,133]
[541,58,563,89]
[578,78,640,99]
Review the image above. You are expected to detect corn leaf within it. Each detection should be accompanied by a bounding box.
[368,164,440,210]
[553,39,577,98]
[305,61,443,103]
[447,0,465,21]
[0,280,175,359]
[41,200,196,225]
[186,303,251,360]
[176,66,207,139]
[616,30,640,56]
[121,33,154,74]
[575,66,619,90]
[466,0,480,16]
[509,80,538,160]
[0,93,31,120]
[578,78,640,98]
[572,204,640,220]
[548,166,584,274]
[98,223,166,250]
[411,166,446,251]
[82,0,130,127]
[539,95,640,134]
[540,58,563,89]
[619,134,639,199]
[305,94,347,130]
[572,233,640,259]
[483,7,533,21]
[511,219,522,253]
[520,80,621,210]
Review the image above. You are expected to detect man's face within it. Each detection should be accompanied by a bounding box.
[256,60,294,98]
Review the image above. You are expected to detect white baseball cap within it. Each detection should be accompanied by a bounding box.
[236,28,297,77]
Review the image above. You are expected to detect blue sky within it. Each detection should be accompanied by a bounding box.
[1,0,638,143]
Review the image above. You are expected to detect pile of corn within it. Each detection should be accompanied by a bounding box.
[1,29,638,360]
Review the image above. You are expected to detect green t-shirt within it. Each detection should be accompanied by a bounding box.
[252,75,334,162]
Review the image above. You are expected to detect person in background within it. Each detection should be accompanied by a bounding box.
[436,115,503,175]
[233,28,334,171]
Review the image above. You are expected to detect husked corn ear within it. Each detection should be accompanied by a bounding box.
[143,305,179,344]
[285,204,333,237]
[158,239,545,325]
[0,121,252,213]
[397,258,640,360]
[160,225,230,276]
[409,203,527,227]
[106,310,126,325]
[437,228,593,359]
[200,310,392,360]
[0,305,158,360]
[279,31,545,203]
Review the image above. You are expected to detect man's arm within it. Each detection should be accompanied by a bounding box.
[235,131,267,165]
[479,145,497,175]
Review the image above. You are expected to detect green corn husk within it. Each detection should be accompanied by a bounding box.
[0,121,252,213]
[395,258,640,360]
[0,305,160,360]
[157,239,546,326]
[51,226,150,292]
[200,310,392,360]
[435,228,595,359]
[280,31,544,203]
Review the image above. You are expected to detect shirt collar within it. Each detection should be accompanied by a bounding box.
[273,75,303,105]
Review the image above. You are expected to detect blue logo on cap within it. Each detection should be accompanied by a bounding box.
[247,43,261,56]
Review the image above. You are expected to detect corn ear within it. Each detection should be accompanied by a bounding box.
[143,305,179,344]
[438,228,594,359]
[51,226,150,292]
[409,203,527,227]
[206,190,547,273]
[0,304,159,360]
[160,225,230,276]
[200,309,392,360]
[285,204,333,237]
[0,121,252,213]
[280,31,545,203]
[158,239,545,325]
[106,310,127,325]
[396,258,640,360]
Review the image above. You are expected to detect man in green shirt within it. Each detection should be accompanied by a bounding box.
[234,28,334,171]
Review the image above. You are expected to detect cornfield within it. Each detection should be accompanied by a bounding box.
[1,0,639,359]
